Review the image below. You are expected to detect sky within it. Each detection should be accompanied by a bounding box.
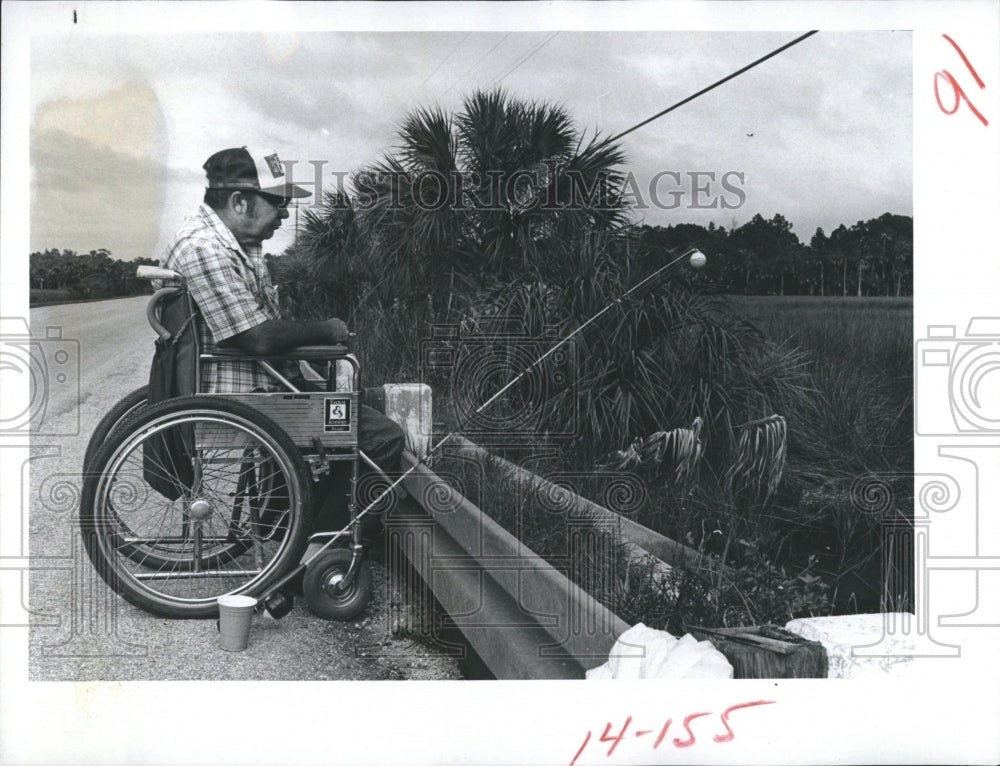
[28,25,912,260]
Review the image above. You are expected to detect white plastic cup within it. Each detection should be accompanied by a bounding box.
[217,595,258,651]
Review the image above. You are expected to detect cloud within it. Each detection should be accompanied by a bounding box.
[31,128,166,257]
[28,29,912,253]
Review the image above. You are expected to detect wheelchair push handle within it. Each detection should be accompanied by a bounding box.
[137,264,183,282]
[138,265,187,342]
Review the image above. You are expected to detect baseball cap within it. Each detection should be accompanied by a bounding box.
[203,147,311,199]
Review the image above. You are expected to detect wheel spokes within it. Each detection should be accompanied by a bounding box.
[96,413,298,604]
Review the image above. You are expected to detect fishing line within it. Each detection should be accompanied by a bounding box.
[444,33,513,96]
[261,248,705,611]
[417,32,472,91]
[490,31,560,86]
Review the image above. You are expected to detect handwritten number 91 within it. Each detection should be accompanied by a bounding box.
[934,34,989,126]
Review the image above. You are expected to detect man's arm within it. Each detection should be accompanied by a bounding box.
[226,317,350,355]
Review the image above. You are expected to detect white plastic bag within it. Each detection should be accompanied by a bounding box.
[587,622,733,679]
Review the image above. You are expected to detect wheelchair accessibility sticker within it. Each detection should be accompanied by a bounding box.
[324,397,352,432]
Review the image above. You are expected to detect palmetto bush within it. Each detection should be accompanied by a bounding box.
[276,89,816,517]
[270,189,369,318]
[487,231,813,468]
[270,189,438,385]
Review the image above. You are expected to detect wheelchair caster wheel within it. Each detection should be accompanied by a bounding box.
[303,549,372,621]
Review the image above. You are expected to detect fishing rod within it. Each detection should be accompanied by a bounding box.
[606,31,818,145]
[261,34,826,617]
[260,246,707,616]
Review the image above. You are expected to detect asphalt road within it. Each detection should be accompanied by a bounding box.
[26,297,462,681]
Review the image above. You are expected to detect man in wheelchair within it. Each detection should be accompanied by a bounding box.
[77,146,405,621]
[162,146,404,535]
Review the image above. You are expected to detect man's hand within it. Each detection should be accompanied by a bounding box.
[325,318,350,344]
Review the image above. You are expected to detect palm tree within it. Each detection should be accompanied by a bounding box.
[353,89,630,303]
[278,88,813,465]
[828,225,850,296]
[808,228,828,296]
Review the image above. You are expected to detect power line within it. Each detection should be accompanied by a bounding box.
[490,31,559,86]
[443,32,512,96]
[417,32,472,90]
[607,30,819,144]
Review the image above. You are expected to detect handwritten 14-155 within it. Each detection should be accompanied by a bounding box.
[569,699,776,766]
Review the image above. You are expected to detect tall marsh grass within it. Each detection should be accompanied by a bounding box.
[433,295,913,618]
[713,296,913,611]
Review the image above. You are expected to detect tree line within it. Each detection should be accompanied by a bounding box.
[29,209,912,304]
[638,212,912,297]
[29,249,158,301]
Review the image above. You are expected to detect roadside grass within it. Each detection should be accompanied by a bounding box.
[688,296,913,611]
[273,241,913,625]
[427,295,912,619]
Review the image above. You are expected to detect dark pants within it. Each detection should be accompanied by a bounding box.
[357,403,407,469]
[312,403,405,533]
[288,376,405,531]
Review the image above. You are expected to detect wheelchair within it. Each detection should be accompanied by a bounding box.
[79,265,382,621]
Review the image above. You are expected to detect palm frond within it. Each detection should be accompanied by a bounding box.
[601,417,704,489]
[397,106,457,173]
[723,414,787,502]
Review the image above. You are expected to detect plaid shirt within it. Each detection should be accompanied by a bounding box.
[163,203,291,393]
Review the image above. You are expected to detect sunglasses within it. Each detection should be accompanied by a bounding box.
[252,191,292,209]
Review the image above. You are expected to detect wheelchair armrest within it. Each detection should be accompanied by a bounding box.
[211,344,352,361]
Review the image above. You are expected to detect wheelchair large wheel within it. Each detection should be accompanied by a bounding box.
[83,386,289,569]
[80,396,313,619]
[83,385,149,471]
